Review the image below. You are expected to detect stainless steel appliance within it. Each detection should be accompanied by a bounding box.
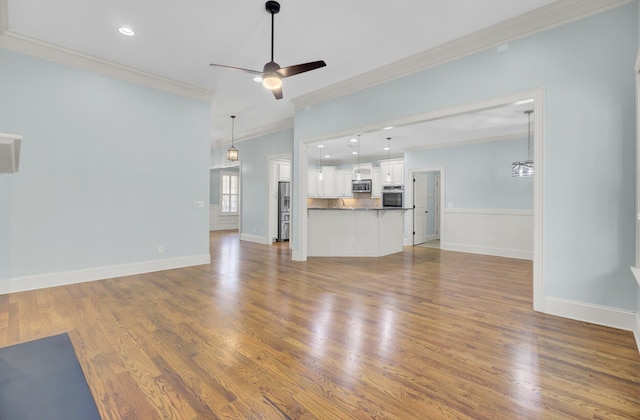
[382,185,404,207]
[277,181,290,241]
[352,178,372,193]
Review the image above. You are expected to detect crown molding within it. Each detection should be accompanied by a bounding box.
[292,0,633,110]
[0,30,214,103]
[210,117,293,148]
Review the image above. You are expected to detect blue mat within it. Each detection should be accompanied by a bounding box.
[0,333,100,420]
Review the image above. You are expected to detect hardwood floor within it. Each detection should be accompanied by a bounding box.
[1,230,639,419]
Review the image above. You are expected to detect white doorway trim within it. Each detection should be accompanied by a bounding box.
[295,88,544,312]
[408,167,445,247]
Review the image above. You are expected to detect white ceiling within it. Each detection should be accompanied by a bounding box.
[3,0,558,146]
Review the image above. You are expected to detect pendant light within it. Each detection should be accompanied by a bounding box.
[356,133,361,181]
[318,144,323,181]
[386,137,392,183]
[512,110,534,177]
[227,115,238,162]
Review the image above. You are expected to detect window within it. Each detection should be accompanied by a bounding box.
[221,171,239,214]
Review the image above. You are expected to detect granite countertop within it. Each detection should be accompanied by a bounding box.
[307,207,411,211]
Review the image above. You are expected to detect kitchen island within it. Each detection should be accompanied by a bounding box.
[307,208,410,257]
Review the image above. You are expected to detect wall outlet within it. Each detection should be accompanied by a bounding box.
[158,245,164,254]
[194,200,205,208]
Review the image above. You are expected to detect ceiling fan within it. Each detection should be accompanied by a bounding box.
[209,1,326,100]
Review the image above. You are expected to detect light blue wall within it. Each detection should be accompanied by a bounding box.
[293,4,638,310]
[210,170,220,205]
[0,176,10,278]
[211,129,293,239]
[0,48,211,279]
[407,138,534,210]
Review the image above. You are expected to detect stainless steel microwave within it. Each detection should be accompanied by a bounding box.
[352,179,372,193]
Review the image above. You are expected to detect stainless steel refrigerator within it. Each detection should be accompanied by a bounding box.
[277,181,290,242]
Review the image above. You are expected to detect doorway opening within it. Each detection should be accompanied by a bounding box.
[209,162,241,234]
[412,169,443,248]
[268,155,292,243]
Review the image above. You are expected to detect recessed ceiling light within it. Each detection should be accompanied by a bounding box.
[317,144,324,148]
[324,155,330,158]
[383,147,390,151]
[352,151,358,155]
[253,76,263,83]
[383,126,393,130]
[350,138,358,143]
[118,26,135,36]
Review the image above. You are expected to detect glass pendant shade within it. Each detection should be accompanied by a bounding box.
[227,115,238,162]
[227,146,238,162]
[512,160,534,177]
[512,110,534,177]
[262,73,282,90]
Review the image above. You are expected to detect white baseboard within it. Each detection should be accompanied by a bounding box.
[634,312,640,354]
[442,242,533,260]
[210,224,238,231]
[544,296,636,332]
[291,250,305,261]
[0,254,211,295]
[240,234,270,245]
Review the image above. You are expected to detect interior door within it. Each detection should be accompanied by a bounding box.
[413,172,428,245]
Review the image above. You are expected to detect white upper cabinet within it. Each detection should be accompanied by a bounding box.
[278,161,291,181]
[379,160,404,186]
[371,168,382,197]
[335,169,353,198]
[308,170,319,197]
[320,166,336,197]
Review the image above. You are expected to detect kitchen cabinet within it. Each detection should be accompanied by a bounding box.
[371,168,381,197]
[308,170,319,197]
[278,161,291,181]
[380,160,404,186]
[308,208,408,257]
[335,170,353,198]
[319,166,336,197]
[352,163,373,181]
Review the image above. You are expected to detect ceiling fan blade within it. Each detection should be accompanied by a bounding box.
[277,60,326,78]
[272,87,283,100]
[209,63,262,75]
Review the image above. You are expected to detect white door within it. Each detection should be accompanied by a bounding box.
[413,173,428,245]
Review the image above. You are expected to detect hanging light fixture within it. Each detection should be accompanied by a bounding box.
[227,115,238,162]
[386,137,392,183]
[356,133,362,181]
[318,144,323,181]
[512,110,534,177]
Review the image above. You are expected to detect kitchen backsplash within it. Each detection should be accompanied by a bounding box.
[307,197,382,209]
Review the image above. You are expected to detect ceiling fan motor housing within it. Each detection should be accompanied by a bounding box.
[266,1,280,14]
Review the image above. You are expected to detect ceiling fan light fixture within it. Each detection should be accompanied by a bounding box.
[262,73,282,90]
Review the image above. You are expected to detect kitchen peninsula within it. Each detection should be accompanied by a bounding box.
[307,207,409,257]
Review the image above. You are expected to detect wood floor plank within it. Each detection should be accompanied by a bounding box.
[0,230,638,419]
